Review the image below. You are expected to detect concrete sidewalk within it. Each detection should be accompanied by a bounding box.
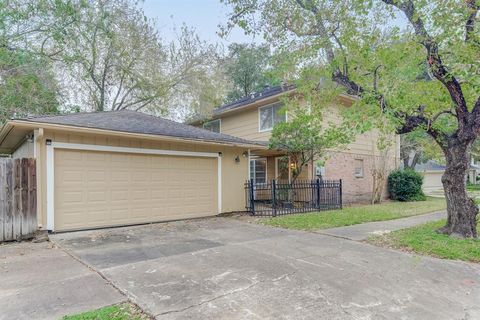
[317,211,446,241]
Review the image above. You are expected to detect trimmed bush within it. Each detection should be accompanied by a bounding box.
[388,169,426,201]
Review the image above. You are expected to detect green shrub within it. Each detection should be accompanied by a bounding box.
[388,169,426,201]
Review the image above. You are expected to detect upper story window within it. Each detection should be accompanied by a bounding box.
[259,102,286,132]
[203,119,221,133]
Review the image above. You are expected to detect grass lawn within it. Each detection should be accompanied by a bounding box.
[62,303,149,320]
[368,219,480,263]
[467,183,480,191]
[262,197,446,231]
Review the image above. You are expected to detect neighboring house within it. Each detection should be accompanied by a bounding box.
[469,160,480,185]
[191,85,400,204]
[414,160,446,192]
[0,111,265,232]
[415,160,480,192]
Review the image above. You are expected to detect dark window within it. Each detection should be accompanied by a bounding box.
[250,158,267,184]
[203,119,221,133]
[259,103,286,131]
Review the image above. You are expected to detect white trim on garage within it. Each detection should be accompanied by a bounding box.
[51,142,220,158]
[46,142,54,230]
[218,155,222,215]
[46,141,222,231]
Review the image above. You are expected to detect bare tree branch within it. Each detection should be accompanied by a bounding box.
[465,0,479,42]
[294,0,335,63]
[331,25,348,76]
[431,110,456,123]
[373,65,383,93]
[471,96,480,133]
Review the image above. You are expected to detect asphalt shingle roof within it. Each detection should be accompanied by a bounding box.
[414,160,480,172]
[18,110,262,147]
[414,160,446,171]
[213,84,295,115]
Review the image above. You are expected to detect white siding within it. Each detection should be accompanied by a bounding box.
[12,140,34,159]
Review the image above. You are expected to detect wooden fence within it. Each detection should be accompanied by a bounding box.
[0,158,37,242]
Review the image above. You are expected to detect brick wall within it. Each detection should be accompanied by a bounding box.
[323,151,397,204]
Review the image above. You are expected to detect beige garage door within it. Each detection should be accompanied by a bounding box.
[54,149,218,231]
[421,172,443,192]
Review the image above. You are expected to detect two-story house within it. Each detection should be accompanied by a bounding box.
[192,85,400,204]
[0,85,398,233]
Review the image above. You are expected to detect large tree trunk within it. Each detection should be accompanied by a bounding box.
[409,152,421,169]
[438,142,478,238]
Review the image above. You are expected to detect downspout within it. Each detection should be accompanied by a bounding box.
[247,149,251,180]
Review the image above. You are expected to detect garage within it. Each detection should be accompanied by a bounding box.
[0,110,259,232]
[414,160,446,193]
[54,148,219,231]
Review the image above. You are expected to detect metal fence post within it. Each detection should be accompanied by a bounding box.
[272,179,277,217]
[339,179,343,209]
[249,180,256,215]
[316,178,320,209]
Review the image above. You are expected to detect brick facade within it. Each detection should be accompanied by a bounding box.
[322,151,397,204]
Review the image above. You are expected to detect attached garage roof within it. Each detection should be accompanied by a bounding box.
[6,110,263,148]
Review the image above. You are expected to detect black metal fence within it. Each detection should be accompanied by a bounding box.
[244,179,342,216]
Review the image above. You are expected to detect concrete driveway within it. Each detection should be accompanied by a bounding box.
[0,241,125,320]
[50,218,480,320]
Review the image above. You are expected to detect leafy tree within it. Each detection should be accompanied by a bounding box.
[2,0,220,118]
[400,131,443,169]
[224,43,278,102]
[223,0,480,238]
[370,118,396,204]
[179,54,231,121]
[0,0,78,57]
[269,108,352,183]
[0,47,59,123]
[57,1,217,114]
[0,0,74,122]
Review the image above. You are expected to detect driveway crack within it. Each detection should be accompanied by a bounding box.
[155,271,297,317]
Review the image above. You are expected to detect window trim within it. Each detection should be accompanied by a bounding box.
[354,158,364,178]
[203,119,221,133]
[250,157,268,184]
[315,163,325,178]
[258,102,287,132]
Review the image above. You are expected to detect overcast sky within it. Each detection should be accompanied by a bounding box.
[141,0,261,45]
[141,0,409,47]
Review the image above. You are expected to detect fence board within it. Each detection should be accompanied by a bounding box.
[0,160,4,241]
[0,158,36,242]
[21,158,29,237]
[13,159,21,239]
[28,159,37,237]
[4,160,13,240]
